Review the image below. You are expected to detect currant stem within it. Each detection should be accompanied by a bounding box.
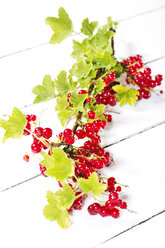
[89,193,105,204]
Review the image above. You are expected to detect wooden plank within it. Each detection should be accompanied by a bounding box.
[0,0,164,57]
[115,7,165,59]
[96,210,165,247]
[0,123,165,248]
[0,57,165,189]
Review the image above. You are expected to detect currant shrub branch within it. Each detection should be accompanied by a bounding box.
[0,7,163,229]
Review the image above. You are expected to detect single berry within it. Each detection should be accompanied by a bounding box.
[88,111,96,119]
[26,115,31,122]
[31,115,36,122]
[79,89,87,95]
[116,186,122,192]
[23,122,31,136]
[34,127,43,137]
[121,202,127,209]
[86,97,92,103]
[31,142,42,154]
[76,130,86,139]
[99,206,110,217]
[109,192,119,202]
[42,128,53,139]
[23,154,30,162]
[110,208,120,218]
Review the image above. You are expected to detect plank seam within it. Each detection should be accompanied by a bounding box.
[94,209,165,247]
[0,5,165,59]
[103,120,165,149]
[1,119,165,193]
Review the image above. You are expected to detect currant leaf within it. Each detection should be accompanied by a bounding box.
[55,96,68,111]
[78,172,107,196]
[70,91,87,112]
[55,70,70,96]
[113,84,139,106]
[32,75,55,104]
[41,148,73,181]
[81,18,98,36]
[71,58,92,79]
[45,7,73,44]
[94,49,117,69]
[93,78,106,95]
[71,39,88,59]
[55,184,76,210]
[0,107,27,143]
[58,109,74,127]
[43,191,72,229]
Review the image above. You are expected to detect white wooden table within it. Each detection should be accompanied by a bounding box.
[0,1,165,247]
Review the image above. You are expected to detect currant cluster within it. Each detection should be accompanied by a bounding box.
[23,114,53,175]
[88,177,127,218]
[95,72,117,106]
[122,55,163,99]
[68,191,85,212]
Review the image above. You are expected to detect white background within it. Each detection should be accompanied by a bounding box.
[0,1,165,247]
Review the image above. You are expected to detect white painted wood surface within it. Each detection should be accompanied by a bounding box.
[0,1,165,247]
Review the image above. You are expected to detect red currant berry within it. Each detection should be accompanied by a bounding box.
[144,68,151,75]
[108,177,116,186]
[31,142,42,154]
[63,128,73,137]
[88,111,96,119]
[85,123,93,132]
[155,74,163,82]
[116,186,122,192]
[88,205,97,215]
[121,202,127,209]
[31,115,36,122]
[39,164,47,177]
[105,200,114,210]
[99,206,110,217]
[64,136,75,145]
[34,127,43,137]
[79,89,87,95]
[26,115,31,122]
[160,90,163,94]
[23,154,30,162]
[86,97,92,103]
[110,208,120,218]
[76,130,86,139]
[42,128,53,139]
[109,192,119,202]
[23,122,31,136]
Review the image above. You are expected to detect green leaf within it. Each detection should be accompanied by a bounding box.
[58,109,73,127]
[94,27,111,49]
[43,191,71,229]
[94,49,117,69]
[87,103,105,118]
[80,70,96,89]
[45,7,73,44]
[71,58,92,79]
[113,63,123,78]
[107,17,113,29]
[55,95,68,111]
[71,39,88,59]
[32,75,55,104]
[55,184,76,210]
[113,84,139,107]
[0,107,27,143]
[81,18,98,36]
[70,91,87,112]
[78,172,107,196]
[41,147,73,181]
[55,70,70,96]
[93,78,106,95]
